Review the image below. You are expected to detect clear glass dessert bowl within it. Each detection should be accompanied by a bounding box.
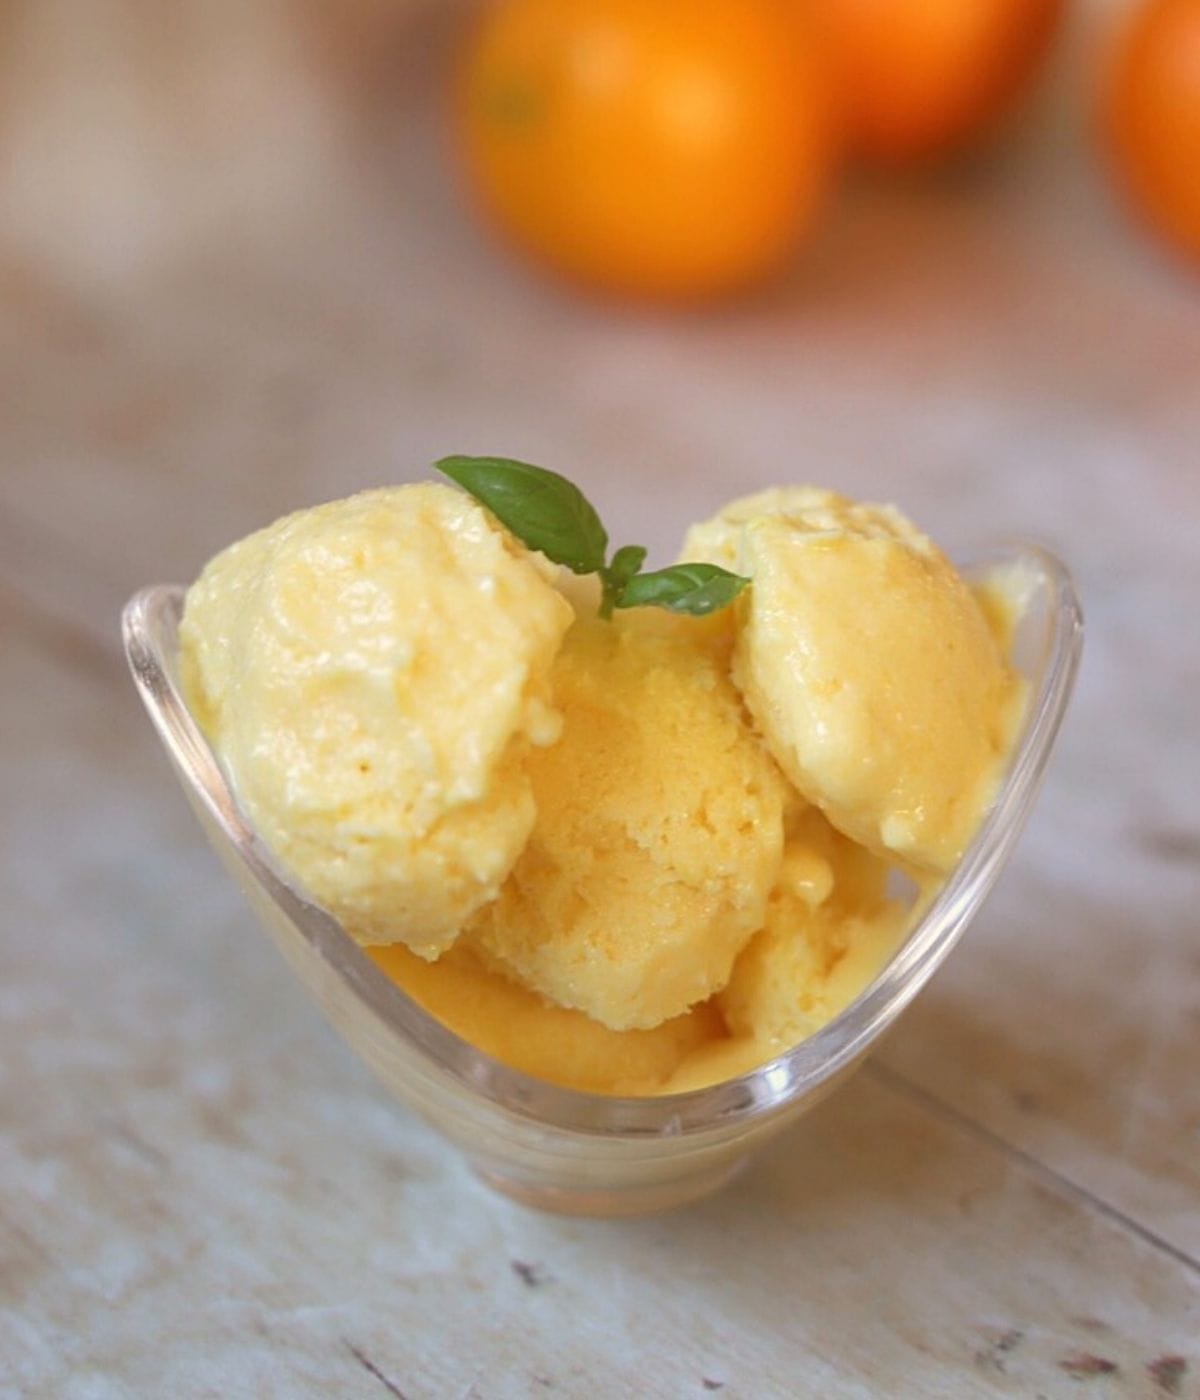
[123,544,1081,1218]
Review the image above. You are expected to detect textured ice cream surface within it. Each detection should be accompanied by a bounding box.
[372,803,909,1096]
[718,804,904,1054]
[682,488,1019,873]
[465,608,790,1031]
[179,484,574,958]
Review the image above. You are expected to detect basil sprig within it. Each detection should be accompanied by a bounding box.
[601,544,648,619]
[435,455,749,619]
[614,562,748,616]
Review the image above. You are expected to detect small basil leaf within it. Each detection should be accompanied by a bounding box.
[436,455,608,575]
[607,544,647,592]
[596,544,647,619]
[615,563,750,616]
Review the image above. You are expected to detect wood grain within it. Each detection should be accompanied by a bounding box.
[1,0,1197,1394]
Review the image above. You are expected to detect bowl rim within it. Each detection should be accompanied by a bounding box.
[123,542,1082,1141]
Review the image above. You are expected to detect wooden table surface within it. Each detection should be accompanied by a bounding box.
[1,2,1197,1396]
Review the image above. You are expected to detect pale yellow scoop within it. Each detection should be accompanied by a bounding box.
[683,487,1022,873]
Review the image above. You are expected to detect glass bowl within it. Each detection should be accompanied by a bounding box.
[122,544,1081,1217]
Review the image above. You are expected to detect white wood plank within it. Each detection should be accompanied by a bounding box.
[1,0,1198,1391]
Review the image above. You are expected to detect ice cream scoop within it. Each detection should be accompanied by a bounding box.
[179,484,573,958]
[465,608,790,1031]
[683,488,1023,872]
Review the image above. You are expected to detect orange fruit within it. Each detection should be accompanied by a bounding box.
[453,0,834,300]
[1103,0,1200,262]
[807,0,1064,165]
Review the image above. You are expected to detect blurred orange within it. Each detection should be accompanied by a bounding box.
[806,0,1064,165]
[454,0,834,300]
[1103,0,1200,262]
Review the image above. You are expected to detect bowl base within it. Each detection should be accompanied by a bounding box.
[471,1156,748,1217]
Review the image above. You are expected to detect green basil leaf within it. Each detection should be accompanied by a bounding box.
[607,544,647,592]
[597,543,647,619]
[435,455,608,575]
[615,562,749,616]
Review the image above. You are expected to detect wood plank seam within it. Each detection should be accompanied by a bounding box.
[867,1059,1200,1280]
